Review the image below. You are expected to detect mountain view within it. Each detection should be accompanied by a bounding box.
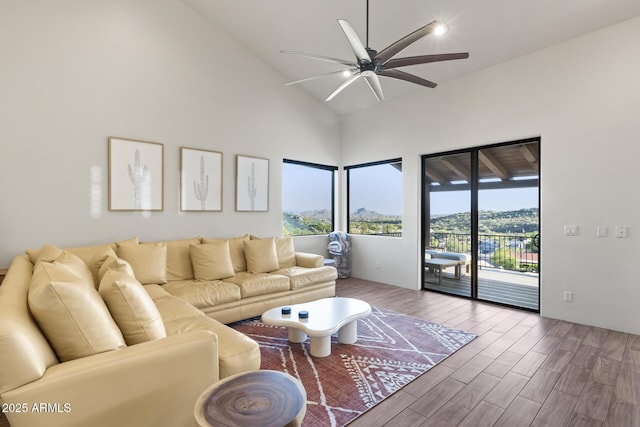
[431,208,539,234]
[284,207,538,238]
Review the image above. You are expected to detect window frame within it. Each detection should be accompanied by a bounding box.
[345,157,403,237]
[282,159,337,236]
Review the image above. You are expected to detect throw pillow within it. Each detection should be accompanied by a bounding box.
[88,247,118,288]
[99,270,167,345]
[98,256,136,282]
[275,236,296,268]
[190,241,235,280]
[203,234,250,272]
[244,237,279,273]
[28,258,126,362]
[116,242,167,285]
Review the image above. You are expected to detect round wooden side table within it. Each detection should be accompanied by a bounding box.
[194,370,306,427]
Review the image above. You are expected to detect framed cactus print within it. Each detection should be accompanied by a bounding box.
[236,155,269,212]
[108,137,164,211]
[180,147,222,212]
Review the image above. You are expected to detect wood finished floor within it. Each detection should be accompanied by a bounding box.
[338,278,640,427]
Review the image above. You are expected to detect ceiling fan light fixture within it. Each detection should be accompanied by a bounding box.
[433,22,448,36]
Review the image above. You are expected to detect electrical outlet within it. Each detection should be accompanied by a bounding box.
[375,261,380,270]
[597,226,608,237]
[616,226,628,238]
[563,291,574,302]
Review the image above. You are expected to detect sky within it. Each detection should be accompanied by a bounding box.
[282,162,538,216]
[431,187,538,215]
[282,162,332,212]
[349,163,402,215]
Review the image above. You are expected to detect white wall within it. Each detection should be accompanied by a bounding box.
[341,17,640,334]
[0,0,340,267]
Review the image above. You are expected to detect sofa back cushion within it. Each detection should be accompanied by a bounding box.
[275,236,296,268]
[166,237,201,281]
[203,234,250,272]
[116,241,168,285]
[99,270,167,345]
[190,241,235,280]
[244,237,279,273]
[28,252,126,362]
[25,244,63,265]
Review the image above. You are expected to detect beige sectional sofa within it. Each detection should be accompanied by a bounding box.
[0,234,337,427]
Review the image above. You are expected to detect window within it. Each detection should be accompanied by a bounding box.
[282,159,337,236]
[346,158,402,236]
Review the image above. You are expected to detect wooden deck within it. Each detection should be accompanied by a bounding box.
[424,267,539,311]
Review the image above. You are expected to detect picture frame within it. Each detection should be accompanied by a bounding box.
[180,147,223,212]
[236,155,269,212]
[108,137,164,211]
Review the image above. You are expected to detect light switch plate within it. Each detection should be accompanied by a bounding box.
[616,226,628,238]
[564,225,578,236]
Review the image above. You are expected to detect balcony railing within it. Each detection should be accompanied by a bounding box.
[429,232,539,273]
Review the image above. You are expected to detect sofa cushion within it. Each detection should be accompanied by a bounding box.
[162,279,241,309]
[142,284,172,300]
[0,255,59,396]
[190,241,235,280]
[26,244,63,265]
[99,270,167,345]
[295,252,324,268]
[24,238,138,266]
[28,254,126,362]
[153,293,260,378]
[273,266,338,290]
[166,237,201,281]
[203,234,250,272]
[88,247,118,287]
[276,236,296,268]
[178,316,261,378]
[244,237,279,273]
[98,256,136,282]
[158,304,260,379]
[223,272,290,298]
[116,241,167,285]
[65,237,138,266]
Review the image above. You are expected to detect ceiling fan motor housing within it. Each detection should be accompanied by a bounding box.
[362,48,385,74]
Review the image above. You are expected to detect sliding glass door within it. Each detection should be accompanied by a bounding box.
[423,152,472,298]
[422,139,540,311]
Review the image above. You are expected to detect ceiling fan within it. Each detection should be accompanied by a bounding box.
[282,0,469,102]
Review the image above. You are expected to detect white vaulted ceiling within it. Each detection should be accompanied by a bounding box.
[181,0,640,115]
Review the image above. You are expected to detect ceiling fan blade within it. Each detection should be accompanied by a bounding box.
[325,73,362,101]
[285,69,356,86]
[363,73,384,101]
[280,50,356,67]
[337,19,370,62]
[375,20,439,65]
[379,69,437,88]
[385,53,469,69]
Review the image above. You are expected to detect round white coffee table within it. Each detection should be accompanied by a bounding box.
[261,297,371,357]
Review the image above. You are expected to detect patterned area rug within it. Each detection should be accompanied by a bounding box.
[230,306,476,427]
